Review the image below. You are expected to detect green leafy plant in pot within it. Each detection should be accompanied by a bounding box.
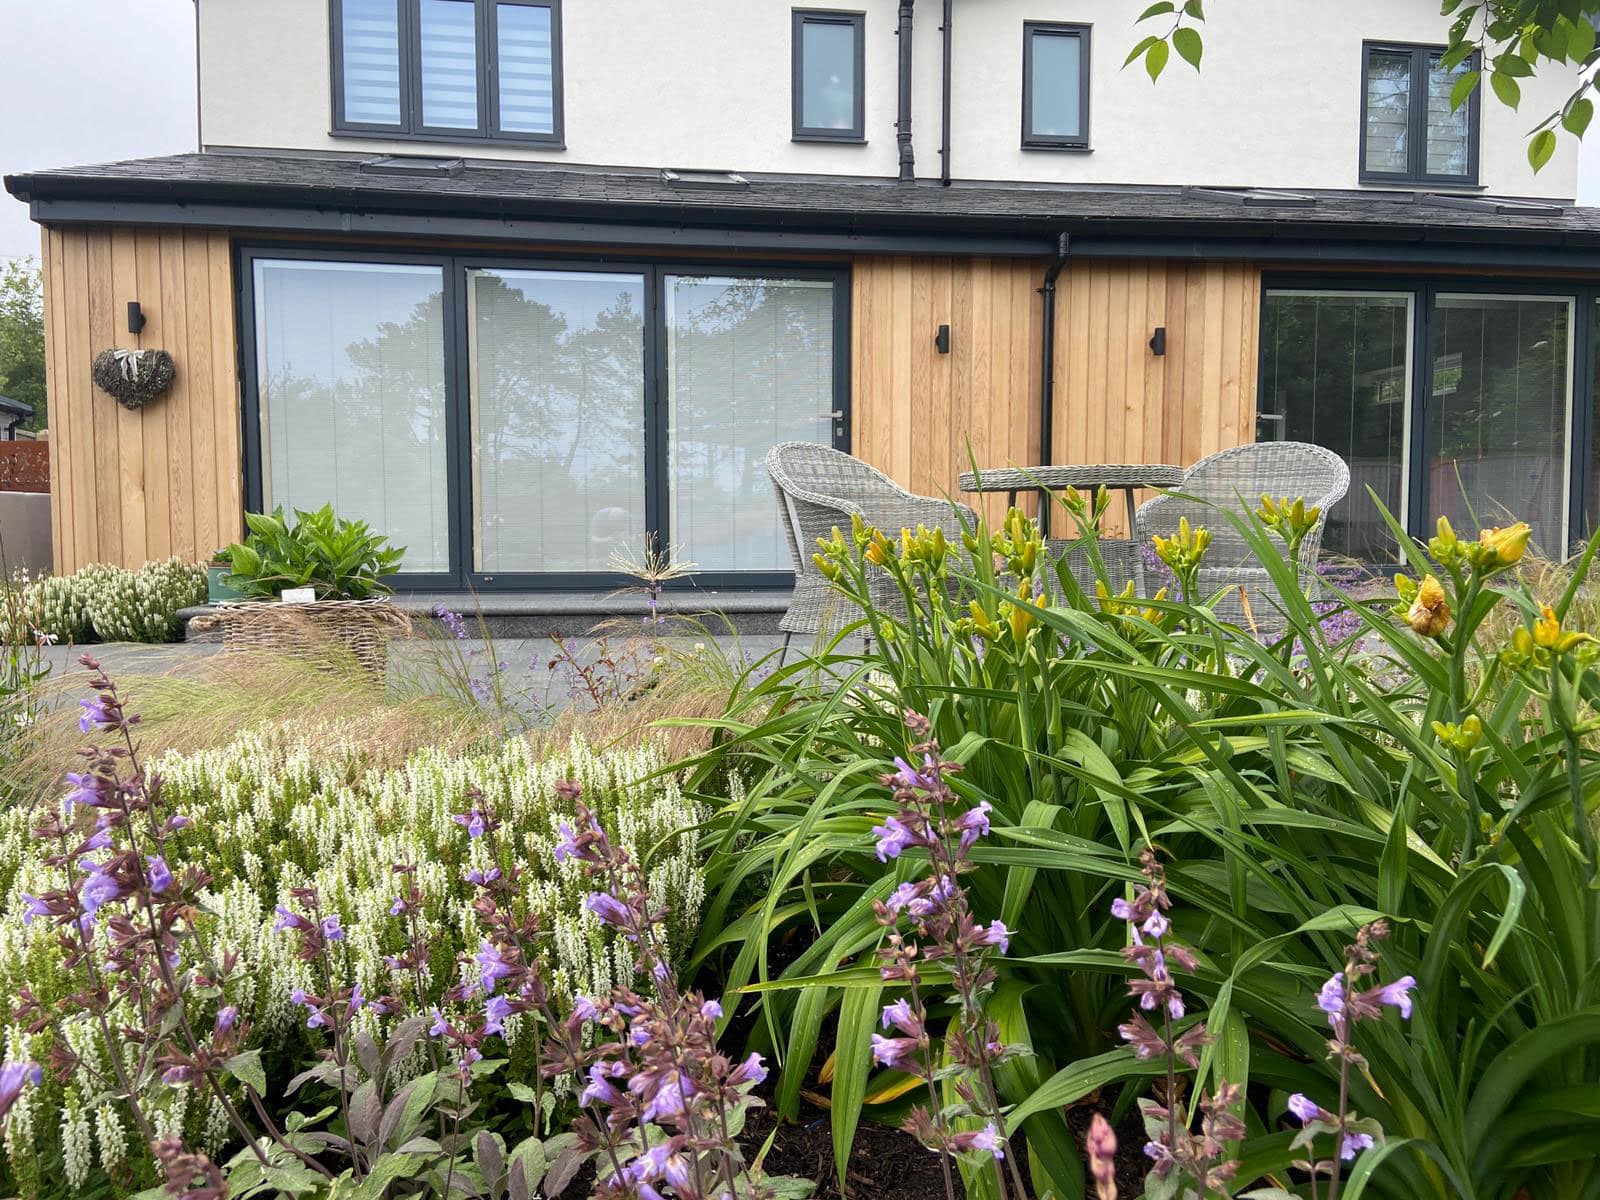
[222,505,405,601]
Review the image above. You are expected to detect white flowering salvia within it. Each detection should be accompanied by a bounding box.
[0,724,710,1185]
[60,1095,93,1188]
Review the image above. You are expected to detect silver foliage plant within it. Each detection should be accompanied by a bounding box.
[0,726,707,1186]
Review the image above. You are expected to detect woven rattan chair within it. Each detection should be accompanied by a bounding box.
[1135,442,1350,636]
[765,442,977,648]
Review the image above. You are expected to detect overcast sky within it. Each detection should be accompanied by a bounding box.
[0,0,197,262]
[3,0,1600,264]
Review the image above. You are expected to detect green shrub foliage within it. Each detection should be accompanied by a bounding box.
[688,498,1600,1200]
[223,504,405,601]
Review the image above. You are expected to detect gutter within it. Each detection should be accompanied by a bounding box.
[896,0,916,182]
[1037,232,1070,536]
[939,0,952,185]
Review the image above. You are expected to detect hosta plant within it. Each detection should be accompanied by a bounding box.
[223,504,404,601]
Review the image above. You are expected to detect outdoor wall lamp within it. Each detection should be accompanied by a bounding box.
[935,323,951,354]
[127,301,146,335]
[1149,326,1166,356]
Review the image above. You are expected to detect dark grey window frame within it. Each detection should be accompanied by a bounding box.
[237,242,854,592]
[329,0,565,147]
[1021,21,1091,151]
[1358,41,1480,186]
[1257,272,1596,556]
[791,9,866,144]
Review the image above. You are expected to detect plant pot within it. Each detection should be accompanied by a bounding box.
[189,599,411,678]
[206,565,248,603]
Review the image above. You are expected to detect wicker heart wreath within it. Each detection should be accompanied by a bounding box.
[91,348,177,410]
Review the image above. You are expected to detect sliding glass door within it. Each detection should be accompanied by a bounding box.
[252,259,452,572]
[665,275,838,572]
[1261,283,1588,559]
[1426,295,1573,552]
[1259,290,1413,560]
[467,268,647,574]
[245,251,846,586]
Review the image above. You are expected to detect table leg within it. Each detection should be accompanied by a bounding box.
[1123,489,1138,537]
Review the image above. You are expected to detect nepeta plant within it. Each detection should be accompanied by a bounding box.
[1113,846,1243,1200]
[1285,921,1415,1200]
[540,788,795,1200]
[868,711,1021,1200]
[16,655,307,1192]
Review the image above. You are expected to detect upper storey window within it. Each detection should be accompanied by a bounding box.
[332,0,564,145]
[1022,22,1090,149]
[1361,42,1478,185]
[792,10,865,142]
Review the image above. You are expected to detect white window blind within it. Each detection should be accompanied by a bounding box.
[254,260,451,573]
[496,4,555,135]
[341,0,403,125]
[666,276,835,573]
[420,0,479,129]
[468,269,647,573]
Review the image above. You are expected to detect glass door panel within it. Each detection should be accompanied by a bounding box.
[1259,290,1412,560]
[252,259,451,572]
[665,275,836,572]
[467,268,647,574]
[1428,295,1573,552]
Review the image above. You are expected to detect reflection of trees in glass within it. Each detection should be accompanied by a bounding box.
[1429,299,1569,549]
[1262,294,1408,560]
[261,284,450,571]
[669,278,833,570]
[471,272,645,571]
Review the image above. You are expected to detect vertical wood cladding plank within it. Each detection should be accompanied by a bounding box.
[184,231,221,559]
[111,230,148,565]
[207,234,242,548]
[159,230,193,560]
[138,229,171,561]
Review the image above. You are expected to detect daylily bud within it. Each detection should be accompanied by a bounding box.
[1473,522,1530,571]
[1406,574,1450,637]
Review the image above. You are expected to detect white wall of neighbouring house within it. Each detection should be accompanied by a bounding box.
[197,0,1581,198]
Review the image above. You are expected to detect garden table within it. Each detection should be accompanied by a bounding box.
[958,464,1184,594]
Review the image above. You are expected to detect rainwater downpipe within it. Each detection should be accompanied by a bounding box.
[939,0,952,185]
[1038,232,1071,536]
[896,0,916,181]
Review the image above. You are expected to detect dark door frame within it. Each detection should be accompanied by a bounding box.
[236,242,852,591]
[1257,271,1597,554]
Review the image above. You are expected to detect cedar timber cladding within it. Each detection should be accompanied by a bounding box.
[41,227,241,573]
[852,257,1262,534]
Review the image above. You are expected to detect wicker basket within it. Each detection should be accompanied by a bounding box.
[190,599,411,676]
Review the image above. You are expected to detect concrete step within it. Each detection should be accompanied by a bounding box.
[180,588,792,641]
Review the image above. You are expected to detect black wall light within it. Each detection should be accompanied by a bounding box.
[935,323,951,354]
[127,301,147,335]
[1148,326,1166,356]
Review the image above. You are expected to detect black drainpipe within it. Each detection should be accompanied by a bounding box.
[1038,232,1071,535]
[896,0,916,181]
[939,0,952,185]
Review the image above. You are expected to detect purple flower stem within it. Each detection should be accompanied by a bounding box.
[104,701,311,1179]
[303,890,362,1182]
[921,791,1020,1200]
[50,825,160,1152]
[905,970,958,1200]
[1327,978,1352,1200]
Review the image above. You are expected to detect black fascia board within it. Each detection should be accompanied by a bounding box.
[10,166,1600,267]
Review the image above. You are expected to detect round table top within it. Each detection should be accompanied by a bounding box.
[958,464,1184,492]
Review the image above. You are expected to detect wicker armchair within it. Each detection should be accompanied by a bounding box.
[1135,442,1350,635]
[765,442,977,644]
